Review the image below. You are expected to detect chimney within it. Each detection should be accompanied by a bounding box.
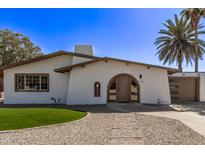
[72,45,94,64]
[74,45,94,56]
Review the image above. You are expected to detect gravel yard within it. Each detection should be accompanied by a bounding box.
[0,110,205,144]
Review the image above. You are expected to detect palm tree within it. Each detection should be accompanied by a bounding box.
[155,15,205,72]
[181,8,205,72]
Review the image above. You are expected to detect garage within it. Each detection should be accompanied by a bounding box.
[169,76,200,103]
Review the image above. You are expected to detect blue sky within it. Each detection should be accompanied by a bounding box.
[0,8,204,71]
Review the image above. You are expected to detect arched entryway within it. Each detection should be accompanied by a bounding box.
[107,73,140,103]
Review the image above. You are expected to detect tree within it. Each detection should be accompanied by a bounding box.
[155,15,205,72]
[0,29,43,66]
[181,8,205,72]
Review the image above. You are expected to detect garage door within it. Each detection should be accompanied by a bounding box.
[169,77,199,103]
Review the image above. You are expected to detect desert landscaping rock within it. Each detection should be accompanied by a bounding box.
[0,112,205,145]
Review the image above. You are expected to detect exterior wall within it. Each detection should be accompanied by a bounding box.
[67,60,171,105]
[199,74,205,102]
[4,55,73,104]
[170,72,205,102]
[72,56,92,65]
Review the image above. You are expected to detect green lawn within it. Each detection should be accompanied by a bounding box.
[0,108,87,131]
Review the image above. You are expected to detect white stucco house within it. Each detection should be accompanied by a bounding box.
[1,45,180,105]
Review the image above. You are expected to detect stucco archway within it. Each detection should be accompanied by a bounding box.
[107,73,140,103]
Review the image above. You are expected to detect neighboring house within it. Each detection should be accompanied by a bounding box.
[0,45,178,105]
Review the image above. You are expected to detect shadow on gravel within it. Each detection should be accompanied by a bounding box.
[1,103,176,113]
[67,104,176,113]
[67,104,121,113]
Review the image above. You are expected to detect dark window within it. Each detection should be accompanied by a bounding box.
[94,82,101,97]
[15,74,49,92]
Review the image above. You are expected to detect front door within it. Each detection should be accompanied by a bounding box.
[116,75,130,102]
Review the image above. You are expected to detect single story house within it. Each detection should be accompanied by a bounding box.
[0,45,183,105]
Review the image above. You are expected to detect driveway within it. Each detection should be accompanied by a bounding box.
[143,103,205,137]
[0,104,204,144]
[107,103,205,137]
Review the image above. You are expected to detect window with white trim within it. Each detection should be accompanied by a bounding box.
[15,74,49,92]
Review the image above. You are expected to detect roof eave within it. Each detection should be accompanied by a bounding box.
[54,59,103,73]
[104,57,178,71]
[54,57,178,73]
[0,50,99,71]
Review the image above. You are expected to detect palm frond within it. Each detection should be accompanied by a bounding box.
[154,14,203,70]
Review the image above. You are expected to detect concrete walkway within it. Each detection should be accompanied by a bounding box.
[109,113,144,144]
[108,103,205,137]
